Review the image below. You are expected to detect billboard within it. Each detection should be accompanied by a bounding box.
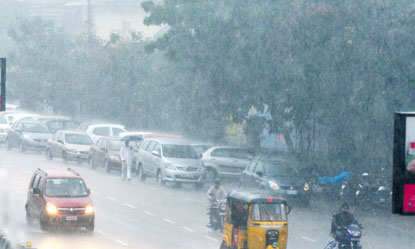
[393,112,415,214]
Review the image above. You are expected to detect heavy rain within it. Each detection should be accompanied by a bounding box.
[0,0,414,249]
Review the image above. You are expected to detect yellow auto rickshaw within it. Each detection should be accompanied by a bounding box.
[220,191,291,249]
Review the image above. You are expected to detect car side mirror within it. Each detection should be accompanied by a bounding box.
[152,150,161,157]
[33,188,41,195]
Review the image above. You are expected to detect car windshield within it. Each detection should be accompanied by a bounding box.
[192,145,212,154]
[162,144,199,159]
[251,203,287,221]
[22,123,49,133]
[65,134,92,145]
[109,140,122,151]
[260,159,297,176]
[45,178,88,197]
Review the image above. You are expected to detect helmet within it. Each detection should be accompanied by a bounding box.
[214,178,221,184]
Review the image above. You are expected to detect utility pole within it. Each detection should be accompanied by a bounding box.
[0,58,6,112]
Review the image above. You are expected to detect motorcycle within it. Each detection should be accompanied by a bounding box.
[354,172,391,210]
[324,224,363,249]
[209,199,226,231]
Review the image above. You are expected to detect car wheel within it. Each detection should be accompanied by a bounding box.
[40,214,49,231]
[157,170,165,186]
[205,168,217,183]
[86,220,94,233]
[46,149,53,160]
[18,142,25,153]
[104,160,111,173]
[137,164,146,182]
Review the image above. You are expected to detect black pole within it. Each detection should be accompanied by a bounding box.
[0,58,5,111]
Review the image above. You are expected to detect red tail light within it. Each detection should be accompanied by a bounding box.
[233,228,239,246]
[411,142,415,149]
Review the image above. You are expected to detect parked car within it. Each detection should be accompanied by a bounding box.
[202,146,254,182]
[190,142,214,157]
[88,136,122,173]
[6,121,51,152]
[1,112,39,126]
[0,115,9,143]
[45,130,93,163]
[84,124,127,143]
[25,168,94,232]
[240,151,312,206]
[21,115,79,133]
[136,137,204,187]
[120,131,183,172]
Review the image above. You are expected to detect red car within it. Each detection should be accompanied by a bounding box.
[89,136,122,173]
[25,168,95,232]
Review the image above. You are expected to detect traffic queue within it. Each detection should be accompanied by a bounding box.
[0,110,370,249]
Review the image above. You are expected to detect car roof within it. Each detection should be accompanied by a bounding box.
[89,123,125,128]
[120,131,182,139]
[57,130,88,135]
[146,137,192,145]
[36,169,82,178]
[227,190,287,204]
[99,136,122,141]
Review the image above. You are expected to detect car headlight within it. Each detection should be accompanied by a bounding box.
[268,181,280,191]
[304,183,310,191]
[85,205,95,215]
[378,186,385,191]
[46,203,58,215]
[110,155,120,161]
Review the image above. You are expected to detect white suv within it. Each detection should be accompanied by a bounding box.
[85,124,127,143]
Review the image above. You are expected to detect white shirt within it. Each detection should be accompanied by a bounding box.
[120,144,133,164]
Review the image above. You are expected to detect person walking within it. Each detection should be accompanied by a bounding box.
[120,139,133,181]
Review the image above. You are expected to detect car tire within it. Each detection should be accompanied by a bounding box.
[157,170,165,186]
[104,160,111,173]
[40,214,49,231]
[137,164,146,182]
[18,142,25,153]
[205,168,217,183]
[46,149,53,160]
[86,220,94,233]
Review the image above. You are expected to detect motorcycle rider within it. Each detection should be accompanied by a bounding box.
[331,203,362,242]
[207,178,226,228]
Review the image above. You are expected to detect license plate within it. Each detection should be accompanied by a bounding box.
[65,216,77,221]
[286,190,298,195]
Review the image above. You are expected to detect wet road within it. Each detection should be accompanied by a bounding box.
[0,148,414,249]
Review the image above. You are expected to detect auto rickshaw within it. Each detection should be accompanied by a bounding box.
[220,191,291,249]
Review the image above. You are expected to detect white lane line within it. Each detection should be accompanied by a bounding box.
[106,196,117,201]
[122,203,137,209]
[163,218,176,224]
[144,210,155,216]
[301,236,317,243]
[183,226,194,232]
[115,240,128,247]
[205,235,219,242]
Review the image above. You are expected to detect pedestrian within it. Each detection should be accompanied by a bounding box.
[120,140,132,181]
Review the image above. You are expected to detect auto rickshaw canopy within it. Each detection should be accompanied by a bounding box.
[227,190,288,205]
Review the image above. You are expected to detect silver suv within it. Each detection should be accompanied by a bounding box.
[136,138,204,187]
[202,146,254,182]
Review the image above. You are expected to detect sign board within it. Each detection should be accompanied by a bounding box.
[393,112,415,214]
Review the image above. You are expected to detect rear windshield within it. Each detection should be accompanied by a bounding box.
[162,144,199,159]
[65,134,92,145]
[45,178,88,197]
[251,203,287,221]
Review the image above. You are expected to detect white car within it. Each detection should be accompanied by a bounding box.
[85,124,127,143]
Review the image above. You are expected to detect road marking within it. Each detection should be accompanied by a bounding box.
[144,210,155,216]
[115,240,128,247]
[183,226,194,232]
[204,235,219,242]
[163,218,176,224]
[301,236,317,242]
[386,224,412,236]
[122,203,136,209]
[106,196,117,201]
